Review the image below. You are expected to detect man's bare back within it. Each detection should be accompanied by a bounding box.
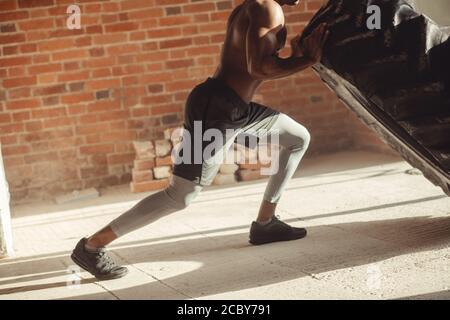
[214,0,329,103]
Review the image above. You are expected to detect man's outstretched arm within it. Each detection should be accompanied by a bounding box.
[245,1,329,80]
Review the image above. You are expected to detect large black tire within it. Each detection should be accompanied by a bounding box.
[300,0,450,196]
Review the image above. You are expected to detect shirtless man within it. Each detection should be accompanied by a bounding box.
[71,0,329,280]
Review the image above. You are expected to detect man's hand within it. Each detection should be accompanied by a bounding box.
[300,23,330,64]
[290,34,304,58]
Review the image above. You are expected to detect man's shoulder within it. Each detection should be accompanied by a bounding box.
[246,0,283,20]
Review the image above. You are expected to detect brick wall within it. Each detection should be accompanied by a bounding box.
[0,0,390,203]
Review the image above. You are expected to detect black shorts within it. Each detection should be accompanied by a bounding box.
[173,77,280,185]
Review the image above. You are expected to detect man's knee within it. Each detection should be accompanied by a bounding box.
[297,126,311,150]
[279,124,311,151]
[164,175,203,210]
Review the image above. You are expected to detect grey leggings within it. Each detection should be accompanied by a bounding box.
[109,114,310,237]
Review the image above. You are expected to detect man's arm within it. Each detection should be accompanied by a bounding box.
[245,1,327,80]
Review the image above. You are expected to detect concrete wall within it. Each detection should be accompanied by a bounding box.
[0,145,14,257]
[412,0,450,26]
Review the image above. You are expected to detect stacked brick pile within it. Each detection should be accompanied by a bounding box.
[131,127,181,193]
[213,143,274,185]
[130,127,274,193]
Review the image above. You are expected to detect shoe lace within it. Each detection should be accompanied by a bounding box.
[273,215,291,228]
[97,250,115,270]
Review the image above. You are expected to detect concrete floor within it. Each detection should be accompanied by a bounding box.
[1,150,449,300]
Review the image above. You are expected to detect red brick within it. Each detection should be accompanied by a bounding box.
[24,121,42,132]
[75,36,92,47]
[67,104,84,114]
[37,73,57,85]
[210,11,229,21]
[61,92,94,104]
[18,0,54,8]
[0,135,17,145]
[87,100,120,112]
[19,18,54,30]
[106,44,140,56]
[166,59,194,69]
[147,27,181,38]
[108,153,135,165]
[0,33,26,44]
[92,68,112,78]
[121,0,155,11]
[8,87,31,99]
[86,25,103,34]
[0,0,16,11]
[105,22,138,33]
[76,123,110,135]
[47,27,81,37]
[130,31,146,41]
[7,66,26,77]
[0,56,31,67]
[159,16,191,27]
[12,111,30,122]
[132,141,155,159]
[80,166,108,179]
[155,156,173,166]
[80,144,114,155]
[160,38,192,49]
[134,159,155,171]
[0,11,29,23]
[132,169,153,183]
[184,2,215,13]
[237,170,264,182]
[52,49,88,61]
[64,62,80,71]
[0,113,11,123]
[20,43,37,53]
[34,84,67,96]
[98,110,129,122]
[37,38,73,51]
[58,71,90,82]
[43,117,73,128]
[31,107,66,119]
[151,104,181,115]
[93,34,127,45]
[101,131,136,142]
[33,54,50,64]
[6,98,40,110]
[0,123,24,134]
[24,151,58,164]
[306,0,324,11]
[194,14,209,23]
[83,57,115,68]
[238,162,271,170]
[129,8,163,20]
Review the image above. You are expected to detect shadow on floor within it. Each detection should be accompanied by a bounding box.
[1,214,450,299]
[10,151,403,219]
[397,290,450,300]
[4,194,447,264]
[11,170,444,231]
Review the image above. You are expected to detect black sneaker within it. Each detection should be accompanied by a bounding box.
[249,216,307,245]
[71,238,129,280]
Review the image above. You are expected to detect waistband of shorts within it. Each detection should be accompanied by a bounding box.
[205,77,249,109]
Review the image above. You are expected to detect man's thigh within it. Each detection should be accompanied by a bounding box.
[173,102,279,185]
[236,102,280,148]
[172,128,240,186]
